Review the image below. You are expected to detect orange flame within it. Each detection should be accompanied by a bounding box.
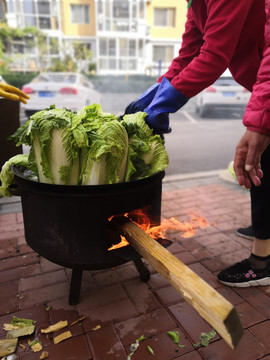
[108,235,129,251]
[108,210,209,251]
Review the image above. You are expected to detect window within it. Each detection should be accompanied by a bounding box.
[37,1,50,15]
[99,38,107,56]
[119,59,136,70]
[119,39,136,57]
[139,2,144,18]
[25,15,36,26]
[7,0,14,13]
[154,8,175,27]
[70,4,90,24]
[38,16,51,29]
[132,2,137,19]
[23,0,35,14]
[138,39,143,57]
[112,19,129,32]
[129,40,136,56]
[14,0,23,13]
[109,59,117,69]
[108,39,116,56]
[99,38,116,56]
[119,38,127,57]
[153,45,174,63]
[113,1,129,18]
[12,42,24,54]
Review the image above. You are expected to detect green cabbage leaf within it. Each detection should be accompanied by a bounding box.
[122,112,169,181]
[11,106,88,185]
[0,154,30,197]
[75,104,128,185]
[3,105,169,192]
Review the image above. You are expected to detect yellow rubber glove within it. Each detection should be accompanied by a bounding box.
[0,83,30,104]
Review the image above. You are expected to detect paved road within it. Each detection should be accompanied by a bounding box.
[164,104,245,176]
[99,93,246,176]
[20,93,246,176]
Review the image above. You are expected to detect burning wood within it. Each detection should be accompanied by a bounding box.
[115,216,243,349]
[108,210,209,250]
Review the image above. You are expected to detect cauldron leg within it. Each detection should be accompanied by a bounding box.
[69,269,83,305]
[133,258,150,282]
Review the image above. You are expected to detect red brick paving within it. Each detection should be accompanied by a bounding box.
[0,179,269,359]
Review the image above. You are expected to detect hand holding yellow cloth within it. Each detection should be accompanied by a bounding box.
[0,83,29,103]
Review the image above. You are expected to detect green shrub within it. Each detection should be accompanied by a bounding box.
[89,75,157,93]
[2,72,38,89]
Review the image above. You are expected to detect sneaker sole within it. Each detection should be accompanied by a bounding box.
[218,277,270,288]
[235,231,253,240]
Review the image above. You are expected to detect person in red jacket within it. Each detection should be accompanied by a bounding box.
[125,0,270,287]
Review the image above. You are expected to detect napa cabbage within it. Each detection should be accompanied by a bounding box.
[77,104,128,184]
[11,106,88,185]
[122,112,169,181]
[0,154,30,197]
[3,104,169,191]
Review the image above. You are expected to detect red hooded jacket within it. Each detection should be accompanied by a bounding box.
[243,0,270,134]
[160,0,269,133]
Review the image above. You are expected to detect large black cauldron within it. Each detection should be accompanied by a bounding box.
[11,165,164,304]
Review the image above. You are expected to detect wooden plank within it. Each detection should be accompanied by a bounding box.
[118,217,243,349]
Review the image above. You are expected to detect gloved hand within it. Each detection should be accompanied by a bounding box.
[0,83,29,104]
[125,82,160,114]
[144,77,189,135]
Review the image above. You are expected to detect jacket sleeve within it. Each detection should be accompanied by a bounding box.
[163,0,256,98]
[243,2,270,136]
[159,9,202,82]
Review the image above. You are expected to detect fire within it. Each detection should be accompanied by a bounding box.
[108,235,129,251]
[108,210,209,251]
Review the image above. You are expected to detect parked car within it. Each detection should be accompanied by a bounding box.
[21,72,101,117]
[0,75,7,84]
[195,70,251,117]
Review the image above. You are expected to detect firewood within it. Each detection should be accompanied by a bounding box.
[119,217,243,349]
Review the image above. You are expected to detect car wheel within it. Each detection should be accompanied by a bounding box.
[199,105,208,118]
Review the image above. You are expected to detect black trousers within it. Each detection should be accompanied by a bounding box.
[251,144,270,239]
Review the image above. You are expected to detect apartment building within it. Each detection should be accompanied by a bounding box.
[2,0,187,75]
[95,0,187,75]
[146,0,187,76]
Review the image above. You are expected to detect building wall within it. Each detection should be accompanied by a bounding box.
[61,0,96,37]
[3,0,188,74]
[147,0,187,39]
[144,0,187,76]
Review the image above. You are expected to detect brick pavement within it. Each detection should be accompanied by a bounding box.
[0,174,269,360]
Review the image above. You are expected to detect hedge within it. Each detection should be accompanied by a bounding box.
[2,73,39,89]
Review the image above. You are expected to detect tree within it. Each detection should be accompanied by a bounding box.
[50,55,77,72]
[0,22,47,72]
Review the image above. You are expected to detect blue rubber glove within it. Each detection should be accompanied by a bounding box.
[144,77,189,135]
[125,82,160,114]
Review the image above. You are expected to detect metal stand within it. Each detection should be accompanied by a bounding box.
[133,258,151,281]
[68,259,150,305]
[69,269,83,305]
